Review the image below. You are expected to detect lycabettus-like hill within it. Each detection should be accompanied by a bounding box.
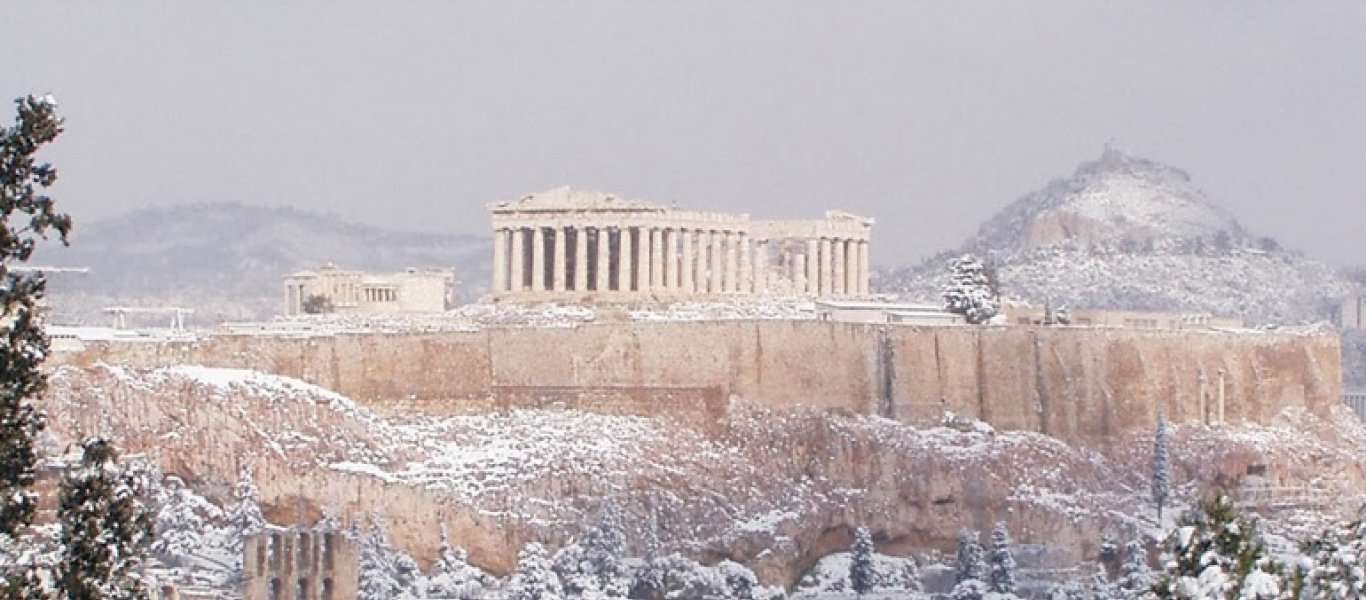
[882,148,1352,325]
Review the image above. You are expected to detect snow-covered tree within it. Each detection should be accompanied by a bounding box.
[426,527,492,600]
[989,522,1018,594]
[953,529,989,600]
[554,503,629,598]
[1153,495,1287,599]
[225,467,267,575]
[1119,538,1154,595]
[951,579,989,600]
[53,439,155,600]
[506,542,563,600]
[1153,413,1172,523]
[955,529,987,584]
[629,517,666,600]
[358,516,410,600]
[0,93,74,600]
[849,527,875,595]
[943,254,999,324]
[149,476,222,566]
[717,560,758,600]
[1300,512,1366,600]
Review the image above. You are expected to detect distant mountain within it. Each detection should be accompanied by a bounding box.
[40,203,490,324]
[880,148,1353,325]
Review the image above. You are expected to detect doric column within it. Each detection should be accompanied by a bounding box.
[793,253,807,294]
[738,232,752,294]
[715,229,726,293]
[694,230,708,295]
[833,238,846,296]
[819,238,833,296]
[649,228,663,291]
[510,228,525,292]
[634,227,649,294]
[552,227,567,292]
[532,227,547,292]
[681,229,695,294]
[573,226,588,292]
[664,229,678,290]
[805,239,820,296]
[595,228,610,292]
[618,227,633,292]
[722,231,738,293]
[857,240,870,296]
[492,228,508,294]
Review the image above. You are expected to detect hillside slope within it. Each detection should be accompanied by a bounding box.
[41,364,1366,589]
[880,149,1352,325]
[39,203,490,323]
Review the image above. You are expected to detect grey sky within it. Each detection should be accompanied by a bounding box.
[3,2,1363,266]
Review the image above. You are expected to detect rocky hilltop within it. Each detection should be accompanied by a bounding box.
[881,148,1353,325]
[39,203,490,324]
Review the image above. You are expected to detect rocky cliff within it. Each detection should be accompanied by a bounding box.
[51,322,1343,447]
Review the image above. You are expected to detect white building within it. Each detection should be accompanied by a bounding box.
[283,263,452,316]
[814,300,965,325]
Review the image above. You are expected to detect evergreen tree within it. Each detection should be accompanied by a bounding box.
[942,254,999,325]
[955,529,987,584]
[53,439,155,600]
[1300,512,1366,600]
[989,522,1017,594]
[1153,413,1172,523]
[0,94,74,599]
[1118,538,1154,594]
[507,542,563,600]
[426,527,490,600]
[358,516,405,600]
[1152,495,1287,599]
[149,477,208,565]
[225,467,266,575]
[629,514,666,600]
[849,527,876,595]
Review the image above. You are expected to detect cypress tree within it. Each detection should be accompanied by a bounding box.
[0,94,74,599]
[849,527,876,595]
[1152,413,1171,523]
[989,522,1017,594]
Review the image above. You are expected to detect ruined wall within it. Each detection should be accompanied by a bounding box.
[52,322,1342,445]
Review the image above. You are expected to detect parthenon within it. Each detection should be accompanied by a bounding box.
[489,187,873,302]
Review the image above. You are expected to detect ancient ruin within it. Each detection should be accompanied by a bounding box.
[242,529,358,600]
[488,187,873,302]
[282,263,451,316]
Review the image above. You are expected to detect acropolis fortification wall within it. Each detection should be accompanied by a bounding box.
[52,322,1342,445]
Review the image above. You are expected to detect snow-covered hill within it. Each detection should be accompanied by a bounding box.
[38,203,490,324]
[38,363,1366,595]
[880,149,1353,325]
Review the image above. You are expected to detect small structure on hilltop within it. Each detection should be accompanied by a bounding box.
[243,529,358,600]
[1004,304,1244,330]
[814,299,965,326]
[488,187,874,302]
[283,263,452,316]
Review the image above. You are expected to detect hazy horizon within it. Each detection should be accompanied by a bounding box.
[3,2,1364,266]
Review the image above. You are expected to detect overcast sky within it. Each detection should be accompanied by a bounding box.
[3,2,1363,265]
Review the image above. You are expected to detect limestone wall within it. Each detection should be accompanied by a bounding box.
[52,322,1342,445]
